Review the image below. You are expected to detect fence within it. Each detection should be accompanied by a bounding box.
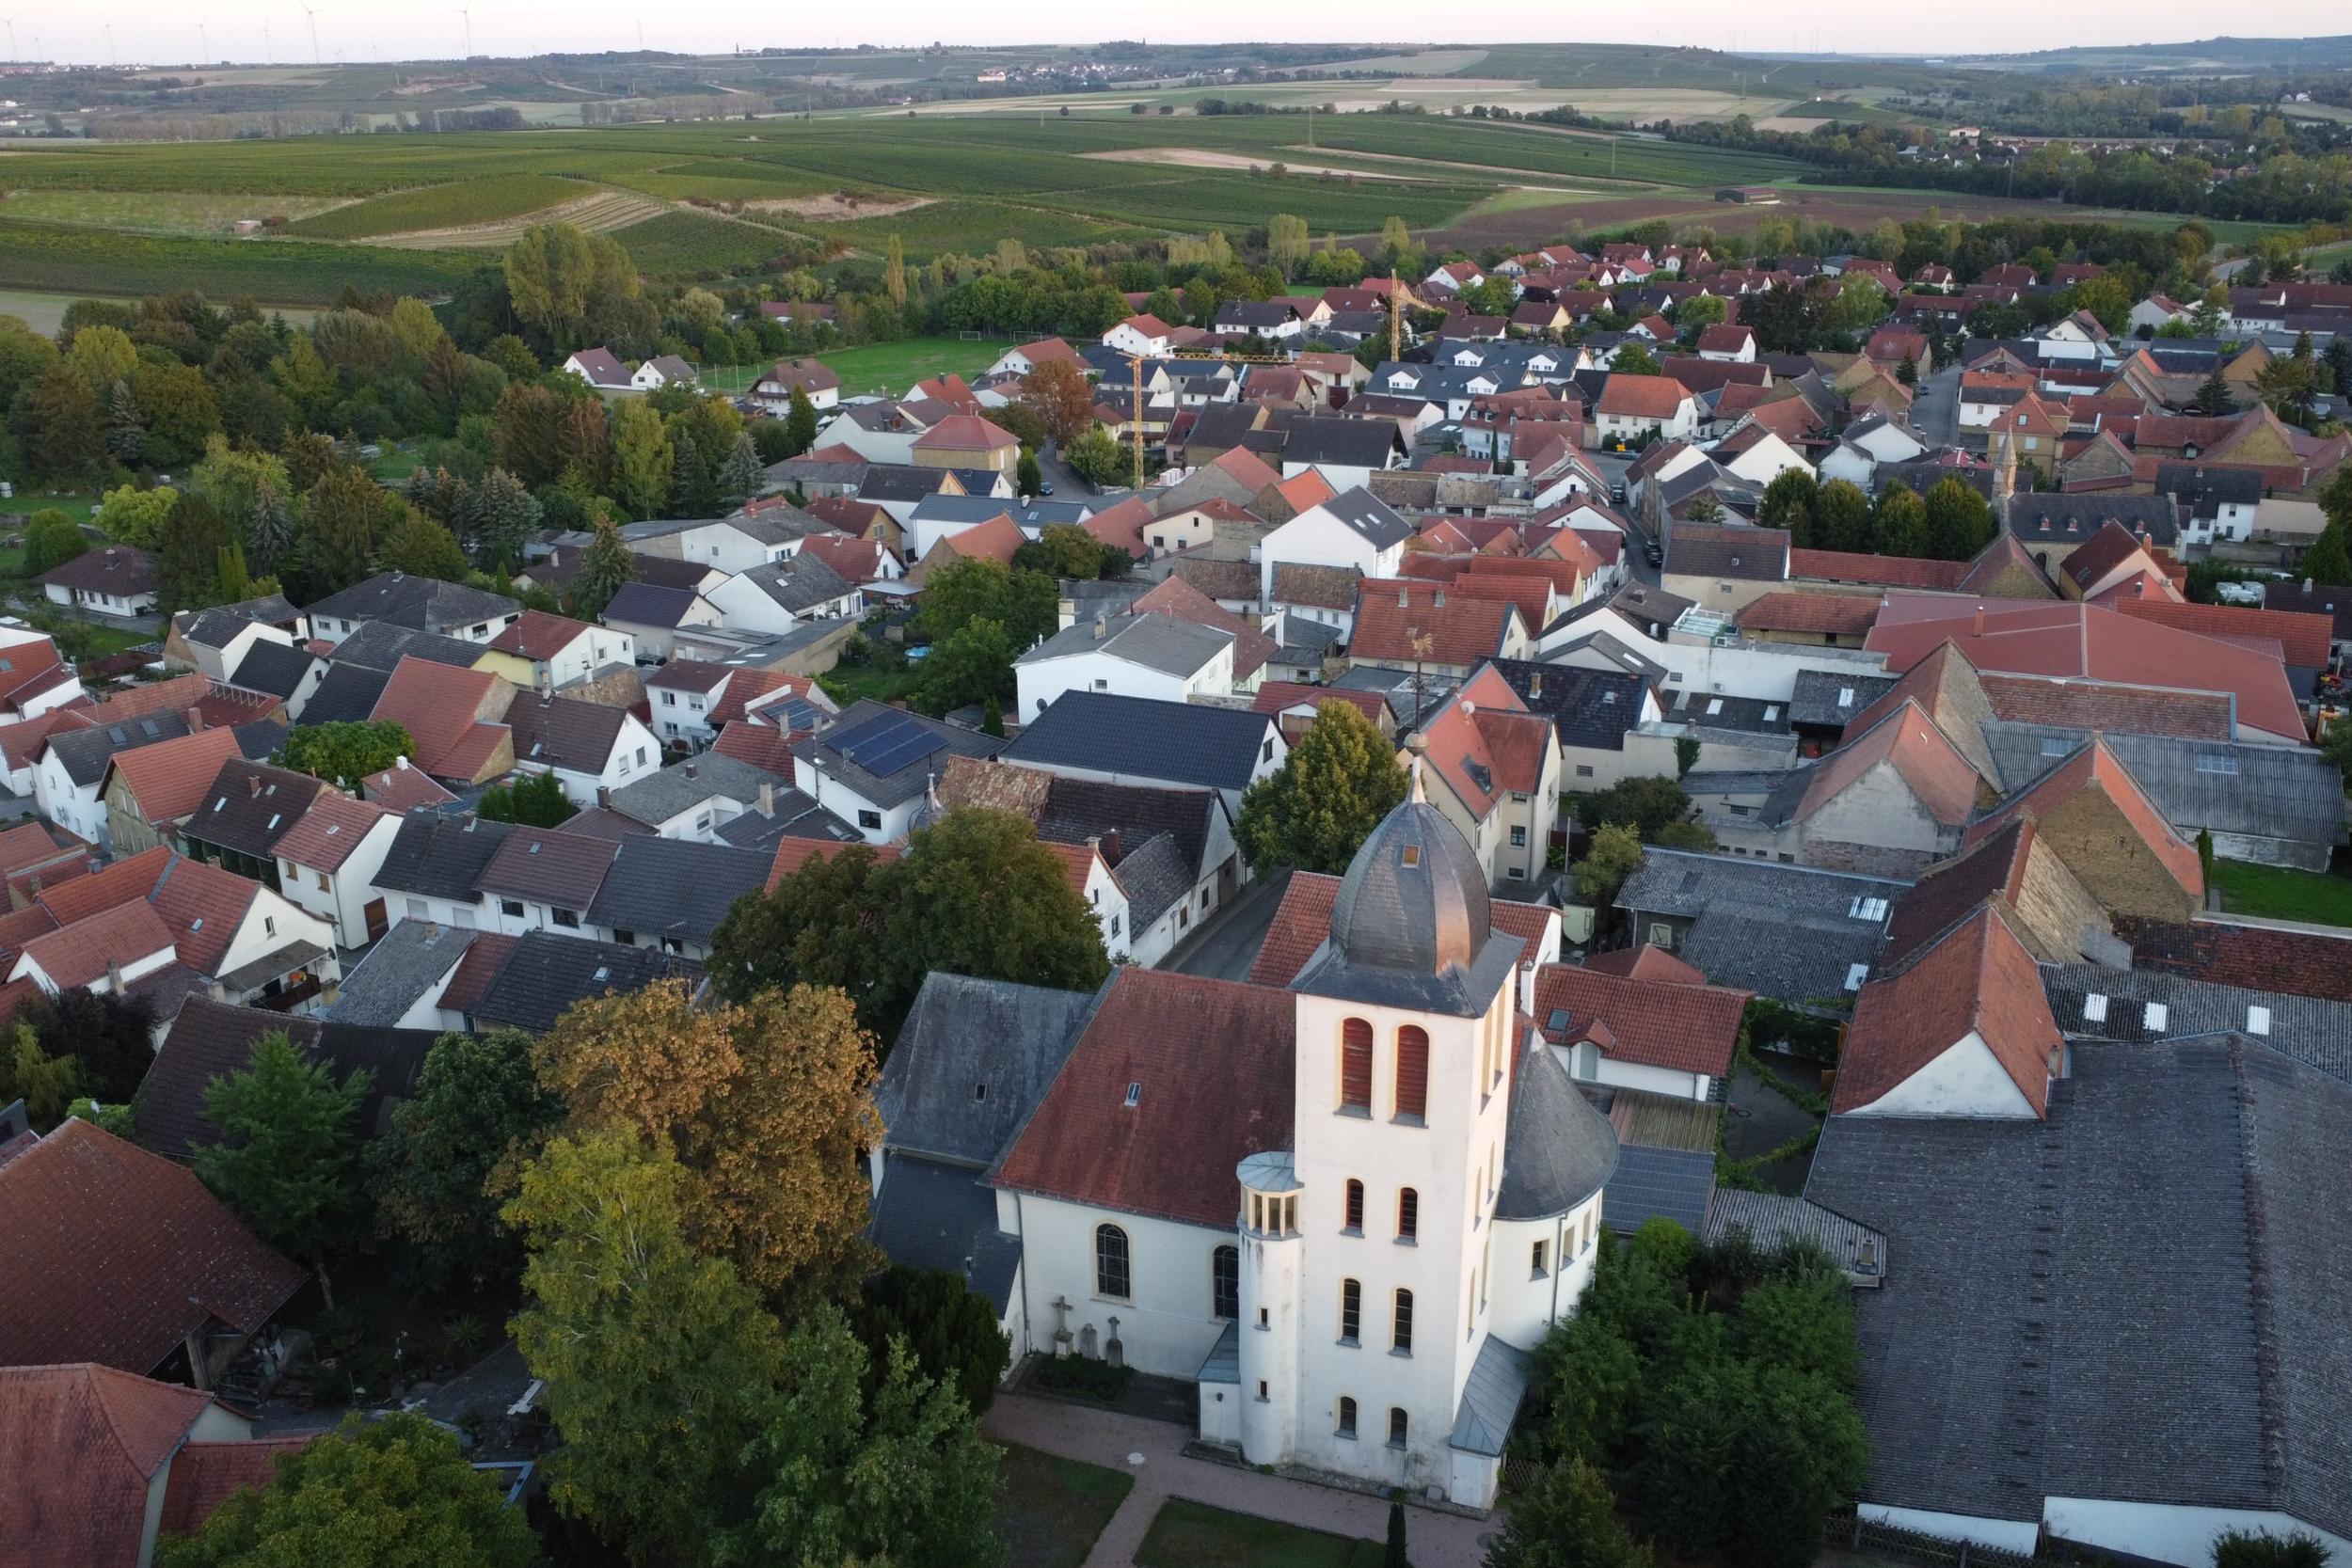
[1828,1513,2091,1568]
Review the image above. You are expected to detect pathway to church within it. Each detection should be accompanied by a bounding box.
[985,1390,1495,1567]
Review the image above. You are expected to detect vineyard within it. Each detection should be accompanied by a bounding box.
[0,218,480,303]
[285,175,599,240]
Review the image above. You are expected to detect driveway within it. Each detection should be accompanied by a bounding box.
[1165,868,1290,982]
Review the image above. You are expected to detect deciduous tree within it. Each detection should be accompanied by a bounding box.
[194,1033,371,1307]
[609,398,674,520]
[1021,357,1097,448]
[501,223,644,356]
[1486,1456,1655,1568]
[22,509,87,576]
[371,1028,563,1291]
[1235,701,1407,878]
[1572,823,1645,906]
[278,720,415,789]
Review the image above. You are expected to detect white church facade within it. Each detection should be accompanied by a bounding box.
[870,785,1621,1508]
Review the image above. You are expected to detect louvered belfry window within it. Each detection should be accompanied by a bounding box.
[1340,1018,1373,1110]
[1395,1026,1429,1120]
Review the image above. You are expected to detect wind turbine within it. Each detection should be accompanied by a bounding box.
[298,2,325,64]
[450,2,470,57]
[262,22,272,60]
[103,21,116,65]
[4,21,14,63]
[194,19,209,63]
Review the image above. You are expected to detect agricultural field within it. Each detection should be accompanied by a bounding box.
[0,190,346,235]
[0,218,479,304]
[284,174,598,239]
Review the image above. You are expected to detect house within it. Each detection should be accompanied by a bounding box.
[506,691,662,805]
[40,546,157,617]
[642,660,811,751]
[1533,961,1752,1101]
[705,553,862,634]
[1411,669,1561,890]
[911,414,1021,477]
[482,610,635,691]
[792,700,1005,844]
[1660,522,1791,614]
[752,357,842,413]
[368,657,515,786]
[1712,700,1996,878]
[1001,690,1284,816]
[607,752,803,842]
[1103,314,1177,356]
[303,572,519,647]
[1258,487,1414,607]
[1693,323,1757,362]
[164,598,306,680]
[0,1361,311,1568]
[1733,592,1880,648]
[988,337,1085,377]
[370,813,512,930]
[1214,299,1303,341]
[468,927,707,1032]
[629,354,696,391]
[1482,659,1672,792]
[561,346,634,390]
[1347,581,1532,678]
[0,1115,306,1383]
[880,794,1617,1508]
[101,726,248,856]
[1276,418,1405,490]
[2153,463,2262,546]
[1015,612,1236,720]
[272,789,401,948]
[1613,847,1906,1006]
[583,833,771,958]
[476,823,617,939]
[175,759,328,886]
[1595,375,1698,445]
[598,582,725,661]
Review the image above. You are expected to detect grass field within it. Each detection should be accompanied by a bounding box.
[2210,860,2352,927]
[996,1446,1134,1568]
[1134,1498,1387,1568]
[707,335,1012,399]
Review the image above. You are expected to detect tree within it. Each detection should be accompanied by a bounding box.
[1814,479,1872,554]
[1872,483,1929,559]
[912,616,1017,716]
[156,1411,542,1568]
[708,842,892,1007]
[371,1028,563,1291]
[1610,343,1661,378]
[501,223,644,356]
[304,464,399,594]
[2212,1528,2334,1568]
[192,437,293,544]
[532,981,884,1303]
[504,1129,784,1565]
[1017,447,1044,498]
[719,1305,1003,1568]
[883,233,909,309]
[717,432,765,508]
[572,515,637,619]
[22,987,156,1106]
[1573,824,1645,906]
[194,1033,370,1308]
[96,483,177,548]
[278,721,416,790]
[610,398,675,520]
[65,323,138,395]
[1267,213,1311,277]
[1674,736,1700,781]
[1486,1457,1655,1568]
[2304,518,2352,588]
[1063,425,1129,488]
[1756,468,1819,547]
[852,1266,1012,1418]
[376,508,469,582]
[2193,363,2236,417]
[478,770,578,827]
[1235,702,1408,878]
[1386,1498,1410,1568]
[921,555,1057,648]
[1922,474,1994,562]
[155,493,232,613]
[23,510,87,576]
[783,384,819,458]
[108,379,146,467]
[1575,776,1693,840]
[130,358,221,468]
[24,364,107,483]
[0,1021,80,1131]
[1022,357,1097,447]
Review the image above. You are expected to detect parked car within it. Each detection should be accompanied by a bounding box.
[1645,542,1663,567]
[1038,480,1055,496]
[1610,482,1627,504]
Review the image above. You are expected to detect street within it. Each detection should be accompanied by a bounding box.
[1166,868,1292,982]
[1911,362,1962,450]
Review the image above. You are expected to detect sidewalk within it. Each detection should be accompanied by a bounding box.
[984,1390,1495,1568]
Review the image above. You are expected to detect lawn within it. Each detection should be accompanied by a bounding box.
[812,337,1012,400]
[996,1445,1135,1568]
[815,660,919,707]
[1135,1498,1389,1568]
[2209,859,2352,927]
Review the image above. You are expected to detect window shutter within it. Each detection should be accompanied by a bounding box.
[1341,1018,1373,1109]
[1395,1027,1428,1119]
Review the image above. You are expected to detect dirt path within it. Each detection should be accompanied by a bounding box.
[369,188,667,248]
[1077,147,1424,182]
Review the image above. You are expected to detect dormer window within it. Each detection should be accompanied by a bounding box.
[1400,844,1421,868]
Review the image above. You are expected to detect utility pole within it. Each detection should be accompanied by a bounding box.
[1389,266,1402,363]
[1130,355,1145,491]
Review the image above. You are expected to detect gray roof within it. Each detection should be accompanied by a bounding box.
[1788,669,1899,730]
[583,835,770,949]
[1306,484,1412,548]
[868,1154,1024,1313]
[1448,1334,1532,1457]
[1979,722,2344,852]
[470,929,704,1034]
[858,465,957,504]
[1018,613,1233,679]
[911,495,1093,530]
[1599,1142,1716,1236]
[1703,1190,1886,1283]
[326,920,482,1026]
[2040,963,2352,1083]
[875,972,1103,1166]
[2004,492,2180,548]
[602,581,703,630]
[1277,613,1343,655]
[228,640,319,702]
[375,813,512,902]
[506,694,630,775]
[326,620,485,674]
[1199,1319,1240,1385]
[1104,832,1191,928]
[1003,691,1277,797]
[1484,658,1648,753]
[307,571,517,636]
[1035,775,1221,889]
[731,552,856,614]
[1495,1038,1620,1221]
[1296,800,1518,1018]
[712,789,861,850]
[1618,848,1906,1004]
[294,663,392,727]
[608,752,785,829]
[802,700,1006,810]
[45,711,190,787]
[1805,1038,2352,1542]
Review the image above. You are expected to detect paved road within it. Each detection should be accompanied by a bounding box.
[1911,363,1962,450]
[1166,868,1291,982]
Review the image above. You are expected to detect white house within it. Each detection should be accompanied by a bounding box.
[630,355,696,391]
[1013,612,1236,721]
[1593,375,1698,445]
[1258,488,1414,607]
[506,693,663,806]
[274,792,403,949]
[754,358,842,413]
[2035,309,2111,364]
[561,347,634,391]
[485,610,634,691]
[39,546,158,618]
[2126,293,2190,336]
[1715,426,1815,488]
[1103,314,1176,357]
[987,338,1085,378]
[704,556,862,635]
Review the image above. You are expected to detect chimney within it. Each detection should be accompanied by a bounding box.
[395,754,409,770]
[758,782,774,818]
[1463,699,1476,717]
[184,706,205,734]
[247,774,262,798]
[1530,669,1543,699]
[105,958,123,993]
[684,761,698,780]
[596,784,612,809]
[2305,578,2315,593]
[1972,603,1985,636]
[1092,613,1108,641]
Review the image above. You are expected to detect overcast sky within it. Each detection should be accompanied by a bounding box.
[13,13,2344,68]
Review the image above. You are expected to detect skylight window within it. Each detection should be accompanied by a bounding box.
[2193,753,2238,775]
[2144,1003,2168,1031]
[2246,1006,2271,1037]
[1705,698,1724,717]
[1848,896,1889,922]
[2083,993,2108,1022]
[1843,962,1870,991]
[1123,1082,1142,1108]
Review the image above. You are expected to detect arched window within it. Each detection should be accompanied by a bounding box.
[1338,1397,1358,1438]
[1388,1407,1408,1447]
[1343,1179,1364,1232]
[1212,1244,1239,1320]
[1391,1289,1414,1354]
[1394,1025,1428,1121]
[1340,1278,1361,1344]
[1094,1224,1130,1299]
[1340,1018,1373,1111]
[1397,1186,1419,1242]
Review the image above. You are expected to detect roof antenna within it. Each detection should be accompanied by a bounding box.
[1405,731,1429,804]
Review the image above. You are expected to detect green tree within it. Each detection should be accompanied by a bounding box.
[1574,776,1693,840]
[0,1020,80,1130]
[478,770,579,827]
[1610,343,1661,377]
[1814,479,1873,554]
[920,555,1057,648]
[1872,483,1929,559]
[1386,1499,1410,1568]
[505,1129,785,1566]
[304,464,399,594]
[571,515,636,618]
[1756,468,1820,548]
[1235,702,1407,877]
[129,357,221,468]
[610,398,675,520]
[1573,823,1645,906]
[155,493,232,614]
[22,988,156,1107]
[376,508,469,582]
[852,1266,1012,1418]
[707,842,891,1007]
[2194,364,2236,417]
[22,509,87,576]
[783,384,819,458]
[501,223,644,356]
[156,1411,542,1568]
[95,483,177,548]
[1062,425,1129,488]
[1017,446,1044,498]
[107,379,145,467]
[912,616,1017,716]
[883,233,909,309]
[1267,213,1311,278]
[1486,1456,1655,1568]
[719,1305,1003,1568]
[1674,736,1700,780]
[718,432,765,508]
[2212,1528,2334,1568]
[371,1027,563,1291]
[24,364,108,484]
[64,322,138,395]
[278,721,416,790]
[194,1033,370,1308]
[191,437,293,544]
[670,434,717,518]
[1922,474,1995,562]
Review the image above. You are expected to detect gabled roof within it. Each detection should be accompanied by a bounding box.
[374,813,512,903]
[1830,906,2059,1115]
[990,968,1294,1228]
[1418,668,1549,816]
[0,1363,224,1568]
[877,972,1104,1166]
[2112,595,2334,671]
[477,824,617,911]
[1295,485,1412,549]
[1597,373,1694,419]
[103,726,246,827]
[1534,962,1752,1077]
[1782,699,1990,830]
[1664,521,1789,581]
[1963,735,2205,903]
[506,692,632,775]
[1019,612,1233,680]
[39,544,155,598]
[358,756,455,810]
[1482,657,1652,753]
[912,414,1018,452]
[306,571,517,635]
[469,928,704,1035]
[583,835,771,950]
[1734,591,1881,638]
[1002,691,1277,796]
[369,656,508,781]
[182,760,326,860]
[1349,581,1519,667]
[1130,576,1276,680]
[0,1119,306,1374]
[487,609,599,660]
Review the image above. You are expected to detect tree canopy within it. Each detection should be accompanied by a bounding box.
[1235,702,1406,878]
[278,721,417,792]
[194,1033,371,1307]
[370,1028,564,1291]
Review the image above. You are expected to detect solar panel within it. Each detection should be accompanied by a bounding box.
[773,696,820,733]
[831,711,939,777]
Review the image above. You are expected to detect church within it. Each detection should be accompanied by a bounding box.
[871,784,1621,1508]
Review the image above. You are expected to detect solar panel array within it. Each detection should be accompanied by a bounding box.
[828,711,940,777]
[772,696,822,734]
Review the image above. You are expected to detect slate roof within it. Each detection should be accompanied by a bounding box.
[1247,869,1553,990]
[2039,964,2352,1084]
[1034,774,1223,888]
[477,825,617,911]
[468,928,704,1034]
[1600,1141,1718,1236]
[322,919,482,1028]
[1664,521,1789,581]
[1482,657,1649,752]
[307,571,517,636]
[1703,1190,1886,1282]
[373,814,512,903]
[1805,1037,2352,1544]
[1788,668,1899,730]
[601,581,704,629]
[324,620,485,674]
[730,551,857,614]
[135,996,438,1155]
[1979,721,2342,852]
[40,544,155,598]
[1002,691,1277,796]
[876,972,1104,1166]
[2003,491,2180,549]
[227,639,319,701]
[1614,848,1906,1004]
[608,752,784,829]
[583,835,770,949]
[1282,420,1402,472]
[0,1119,306,1375]
[293,662,392,727]
[1301,484,1412,548]
[182,760,326,860]
[1270,562,1361,610]
[505,693,630,775]
[44,711,190,788]
[1495,1035,1620,1221]
[990,968,1295,1229]
[869,1154,1025,1313]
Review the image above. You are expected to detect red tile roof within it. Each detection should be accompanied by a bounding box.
[157,1438,314,1538]
[1799,699,1989,828]
[918,513,1025,573]
[272,791,390,873]
[1247,871,1553,989]
[437,931,519,1017]
[1733,591,1881,638]
[0,1120,306,1373]
[1274,469,1336,515]
[1208,444,1282,494]
[0,705,96,771]
[1251,683,1389,725]
[17,899,175,988]
[766,835,870,891]
[912,414,1019,453]
[990,968,1294,1228]
[1788,548,1970,593]
[1831,908,2059,1116]
[2115,915,2352,1006]
[2112,595,2334,671]
[359,757,456,810]
[0,1363,222,1568]
[1418,667,1549,816]
[1533,963,1752,1076]
[1444,572,1555,630]
[1350,580,1519,666]
[1580,944,1709,985]
[714,721,801,776]
[1975,673,2233,740]
[795,531,892,585]
[370,656,508,779]
[1596,373,1693,420]
[487,609,596,660]
[105,726,245,827]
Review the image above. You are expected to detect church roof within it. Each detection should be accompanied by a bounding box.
[1295,797,1517,1017]
[1495,1034,1621,1222]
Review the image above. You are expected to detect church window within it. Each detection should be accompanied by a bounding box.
[1340,1019,1373,1112]
[1341,1279,1361,1344]
[1213,1245,1239,1320]
[1338,1397,1358,1438]
[1391,1289,1415,1354]
[1394,1026,1428,1121]
[1397,1188,1419,1242]
[1094,1224,1131,1299]
[1343,1180,1364,1232]
[1389,1407,1409,1447]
